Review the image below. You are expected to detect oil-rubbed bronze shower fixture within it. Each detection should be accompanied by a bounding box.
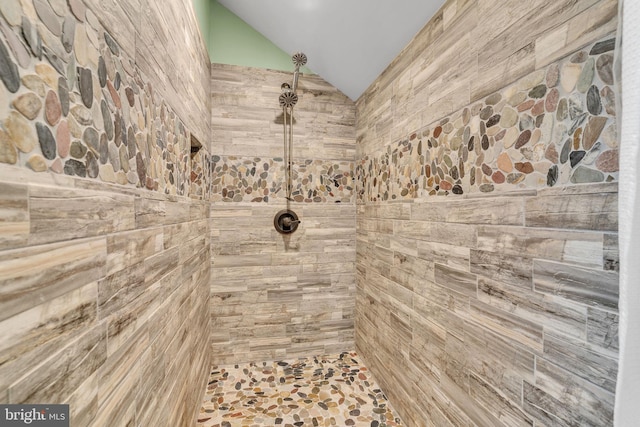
[274,53,307,235]
[279,52,307,203]
[273,209,300,234]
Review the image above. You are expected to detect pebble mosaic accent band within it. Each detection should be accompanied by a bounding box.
[210,155,354,203]
[356,37,618,202]
[197,352,402,427]
[0,0,210,199]
[0,4,617,206]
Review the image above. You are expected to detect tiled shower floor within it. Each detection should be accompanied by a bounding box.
[197,352,403,427]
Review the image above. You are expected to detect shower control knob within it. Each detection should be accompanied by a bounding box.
[274,209,300,234]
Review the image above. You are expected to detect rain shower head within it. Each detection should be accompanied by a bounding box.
[292,52,307,68]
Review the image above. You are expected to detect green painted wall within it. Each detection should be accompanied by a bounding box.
[192,0,311,73]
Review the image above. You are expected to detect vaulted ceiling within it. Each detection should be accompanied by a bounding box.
[217,0,446,100]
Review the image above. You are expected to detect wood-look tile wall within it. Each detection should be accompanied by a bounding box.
[357,0,617,157]
[0,0,211,425]
[210,202,356,364]
[0,167,211,426]
[211,64,355,161]
[210,64,357,363]
[355,0,619,426]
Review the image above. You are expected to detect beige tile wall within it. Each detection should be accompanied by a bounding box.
[0,0,621,425]
[0,167,211,426]
[210,202,356,364]
[357,0,618,157]
[211,64,355,160]
[210,64,357,364]
[0,0,211,425]
[355,0,619,426]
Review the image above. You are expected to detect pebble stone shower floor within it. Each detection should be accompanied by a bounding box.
[197,352,403,427]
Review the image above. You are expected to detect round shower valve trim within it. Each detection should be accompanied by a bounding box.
[274,209,301,234]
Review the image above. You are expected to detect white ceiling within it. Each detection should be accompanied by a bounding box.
[217,0,446,100]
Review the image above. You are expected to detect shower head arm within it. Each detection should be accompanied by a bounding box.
[292,69,300,93]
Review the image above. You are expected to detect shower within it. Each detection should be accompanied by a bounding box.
[279,52,307,107]
[274,52,307,234]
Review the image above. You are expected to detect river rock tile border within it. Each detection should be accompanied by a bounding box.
[192,149,212,200]
[356,37,618,202]
[210,156,354,203]
[197,352,402,427]
[0,1,210,199]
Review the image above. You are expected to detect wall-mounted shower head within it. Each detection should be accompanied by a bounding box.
[291,53,307,92]
[292,52,307,69]
[279,54,307,107]
[279,89,298,108]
